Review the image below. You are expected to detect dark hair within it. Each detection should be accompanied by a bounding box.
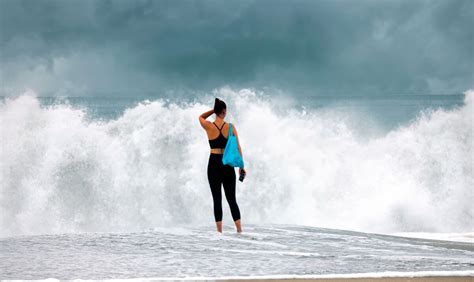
[214,98,226,115]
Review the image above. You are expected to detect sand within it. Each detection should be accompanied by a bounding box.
[214,277,473,282]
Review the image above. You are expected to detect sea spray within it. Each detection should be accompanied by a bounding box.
[0,88,472,237]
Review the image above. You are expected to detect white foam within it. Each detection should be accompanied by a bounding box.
[1,88,472,237]
[16,270,473,281]
[392,232,474,243]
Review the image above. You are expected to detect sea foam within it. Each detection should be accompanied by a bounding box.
[0,88,472,237]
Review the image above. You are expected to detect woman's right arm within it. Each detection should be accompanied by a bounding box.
[199,109,214,129]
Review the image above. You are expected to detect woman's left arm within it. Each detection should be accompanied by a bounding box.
[233,126,246,173]
[233,126,244,160]
[199,109,214,129]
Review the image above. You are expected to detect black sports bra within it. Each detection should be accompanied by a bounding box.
[209,122,228,149]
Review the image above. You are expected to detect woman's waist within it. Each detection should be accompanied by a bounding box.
[210,148,225,154]
[209,150,224,162]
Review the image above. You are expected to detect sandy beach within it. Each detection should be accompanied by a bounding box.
[92,275,473,282]
[217,277,473,282]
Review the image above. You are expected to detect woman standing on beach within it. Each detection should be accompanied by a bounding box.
[199,98,246,233]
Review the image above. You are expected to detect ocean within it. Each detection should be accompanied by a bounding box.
[1,225,473,279]
[0,88,472,279]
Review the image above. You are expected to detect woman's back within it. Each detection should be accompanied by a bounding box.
[208,121,229,149]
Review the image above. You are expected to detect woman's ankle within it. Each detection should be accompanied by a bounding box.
[216,221,223,233]
[234,219,242,233]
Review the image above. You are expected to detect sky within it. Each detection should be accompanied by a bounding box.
[0,0,472,98]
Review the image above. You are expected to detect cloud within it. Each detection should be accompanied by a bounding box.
[0,0,472,97]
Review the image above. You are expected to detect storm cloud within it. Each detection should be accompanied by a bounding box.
[0,0,472,97]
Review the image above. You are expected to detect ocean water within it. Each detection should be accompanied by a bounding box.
[0,88,472,278]
[1,224,473,279]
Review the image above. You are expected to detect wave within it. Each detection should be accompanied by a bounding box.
[0,88,472,237]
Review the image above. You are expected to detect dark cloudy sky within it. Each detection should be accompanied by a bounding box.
[0,0,472,98]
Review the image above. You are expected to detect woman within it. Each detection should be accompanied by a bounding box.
[198,98,246,233]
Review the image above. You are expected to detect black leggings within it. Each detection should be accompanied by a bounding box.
[207,153,241,222]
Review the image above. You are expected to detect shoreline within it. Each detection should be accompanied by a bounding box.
[221,278,472,282]
[4,277,474,282]
[210,277,474,282]
[19,271,470,282]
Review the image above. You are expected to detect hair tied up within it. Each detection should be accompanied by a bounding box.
[214,97,226,115]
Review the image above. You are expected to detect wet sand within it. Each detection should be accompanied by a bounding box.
[215,277,473,282]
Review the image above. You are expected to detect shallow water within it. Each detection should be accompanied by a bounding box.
[1,224,473,279]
